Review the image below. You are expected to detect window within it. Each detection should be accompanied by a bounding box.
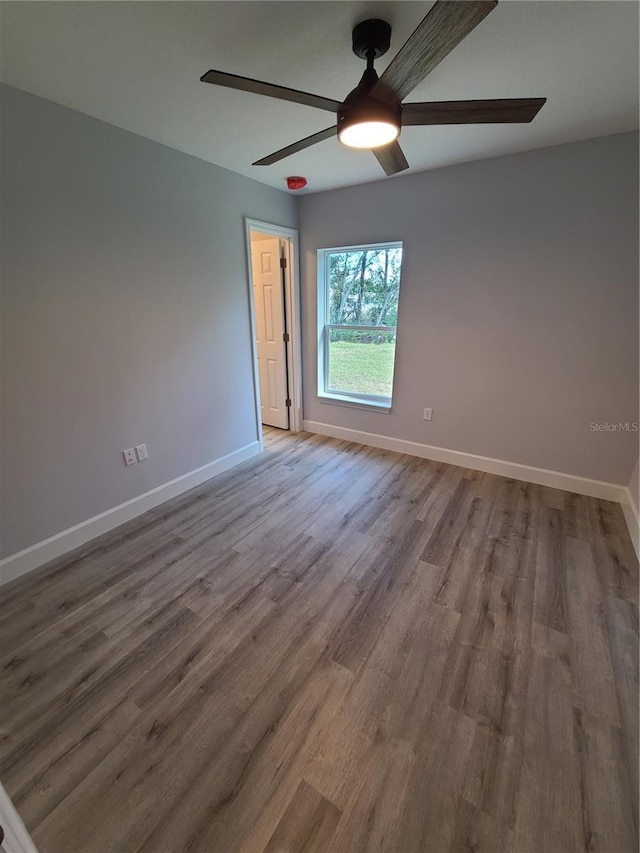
[317,242,403,410]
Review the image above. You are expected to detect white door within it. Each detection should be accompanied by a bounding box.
[252,237,289,429]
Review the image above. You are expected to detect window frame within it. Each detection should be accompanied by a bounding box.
[316,240,403,412]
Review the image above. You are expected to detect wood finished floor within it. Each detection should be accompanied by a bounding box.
[0,428,638,853]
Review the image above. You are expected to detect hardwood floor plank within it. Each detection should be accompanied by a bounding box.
[533,506,569,634]
[327,551,419,675]
[262,780,341,853]
[128,589,275,711]
[449,798,515,853]
[595,532,639,603]
[431,474,494,587]
[234,659,353,853]
[8,697,141,829]
[327,738,415,853]
[415,461,466,525]
[305,559,446,808]
[421,476,474,566]
[513,635,583,852]
[563,491,593,542]
[462,575,534,829]
[1,599,202,776]
[565,537,620,726]
[394,703,477,851]
[603,593,639,830]
[572,709,637,852]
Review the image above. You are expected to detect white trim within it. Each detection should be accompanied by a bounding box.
[0,441,260,588]
[302,420,626,503]
[317,392,391,413]
[245,219,302,434]
[244,224,264,450]
[621,485,640,558]
[316,242,402,409]
[285,234,303,434]
[317,239,404,256]
[0,781,39,853]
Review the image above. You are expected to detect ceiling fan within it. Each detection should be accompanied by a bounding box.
[200,0,546,177]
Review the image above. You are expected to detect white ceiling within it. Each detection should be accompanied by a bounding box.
[0,1,638,194]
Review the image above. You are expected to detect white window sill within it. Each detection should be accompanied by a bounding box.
[317,391,391,413]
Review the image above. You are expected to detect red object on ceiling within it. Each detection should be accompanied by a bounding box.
[286,176,307,190]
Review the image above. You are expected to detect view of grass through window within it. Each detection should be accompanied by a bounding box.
[325,244,402,400]
[328,330,396,397]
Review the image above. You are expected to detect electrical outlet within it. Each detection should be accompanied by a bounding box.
[135,443,149,462]
[423,407,433,421]
[123,448,137,466]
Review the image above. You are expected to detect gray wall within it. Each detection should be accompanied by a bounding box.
[0,84,297,558]
[299,133,639,486]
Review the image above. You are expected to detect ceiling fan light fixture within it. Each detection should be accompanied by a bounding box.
[338,119,399,149]
[337,97,401,150]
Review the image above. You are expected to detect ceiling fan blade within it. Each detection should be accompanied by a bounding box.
[200,70,341,113]
[402,97,546,125]
[372,1,498,104]
[373,141,409,176]
[253,126,337,166]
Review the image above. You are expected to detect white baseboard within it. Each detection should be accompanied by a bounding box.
[303,420,626,503]
[2,428,636,588]
[0,441,260,588]
[621,486,640,559]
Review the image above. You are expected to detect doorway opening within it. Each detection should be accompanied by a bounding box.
[245,219,301,448]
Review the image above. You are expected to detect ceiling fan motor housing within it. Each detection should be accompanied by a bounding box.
[352,19,392,59]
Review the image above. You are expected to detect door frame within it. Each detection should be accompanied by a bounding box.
[245,218,302,446]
